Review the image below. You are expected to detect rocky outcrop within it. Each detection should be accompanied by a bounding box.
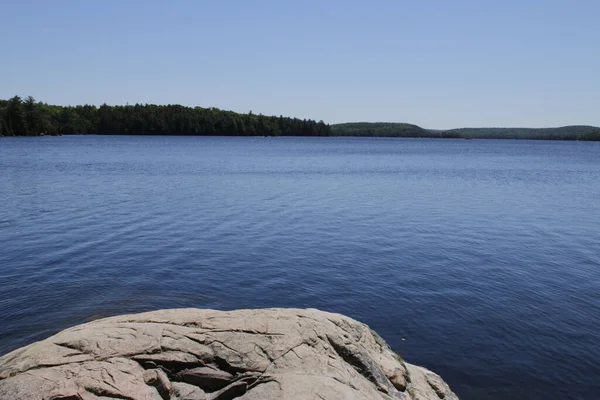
[0,308,458,400]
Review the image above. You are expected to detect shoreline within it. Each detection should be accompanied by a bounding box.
[1,133,599,141]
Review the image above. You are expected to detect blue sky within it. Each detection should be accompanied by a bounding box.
[1,0,598,128]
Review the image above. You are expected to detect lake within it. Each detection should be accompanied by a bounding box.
[0,136,599,399]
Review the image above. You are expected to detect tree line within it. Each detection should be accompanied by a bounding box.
[0,96,331,137]
[331,122,462,138]
[332,122,600,141]
[3,96,598,141]
[441,126,600,141]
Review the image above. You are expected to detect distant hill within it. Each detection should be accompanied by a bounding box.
[441,126,600,140]
[331,122,451,138]
[331,122,600,141]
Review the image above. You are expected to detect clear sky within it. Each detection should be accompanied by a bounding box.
[1,0,598,128]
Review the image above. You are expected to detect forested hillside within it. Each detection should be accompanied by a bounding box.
[332,122,600,141]
[331,122,453,137]
[442,126,600,140]
[0,96,331,137]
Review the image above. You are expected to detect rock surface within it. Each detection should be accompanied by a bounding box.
[0,308,458,400]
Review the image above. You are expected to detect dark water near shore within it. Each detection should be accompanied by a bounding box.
[1,136,599,399]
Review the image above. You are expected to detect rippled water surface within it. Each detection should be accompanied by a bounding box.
[1,136,599,399]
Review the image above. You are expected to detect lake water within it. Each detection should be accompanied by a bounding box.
[1,136,599,399]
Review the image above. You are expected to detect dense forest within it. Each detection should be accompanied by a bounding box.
[0,96,331,137]
[332,122,600,141]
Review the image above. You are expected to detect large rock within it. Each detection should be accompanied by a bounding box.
[0,308,458,400]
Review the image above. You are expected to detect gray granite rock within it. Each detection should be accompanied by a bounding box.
[0,308,458,400]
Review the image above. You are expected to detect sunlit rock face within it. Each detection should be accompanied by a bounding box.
[0,308,458,400]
